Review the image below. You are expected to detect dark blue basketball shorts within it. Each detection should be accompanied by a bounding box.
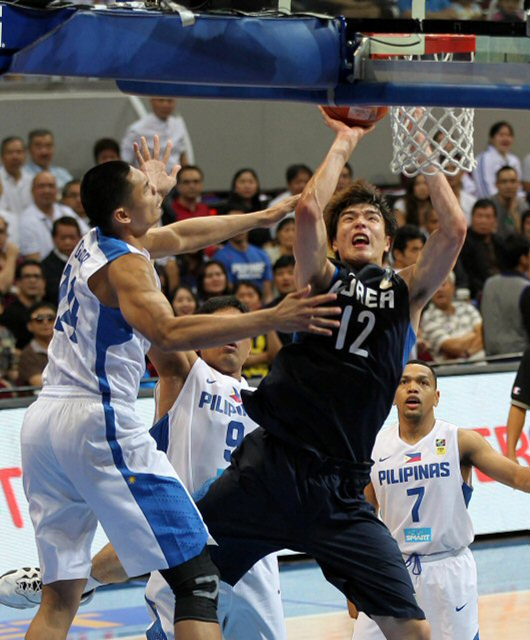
[196,428,425,621]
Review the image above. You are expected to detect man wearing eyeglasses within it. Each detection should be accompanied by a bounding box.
[0,260,46,349]
[17,302,57,388]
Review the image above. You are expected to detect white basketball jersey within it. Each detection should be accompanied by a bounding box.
[44,228,152,402]
[150,358,258,495]
[370,420,474,556]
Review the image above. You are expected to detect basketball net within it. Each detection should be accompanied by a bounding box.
[367,34,477,177]
[389,106,475,177]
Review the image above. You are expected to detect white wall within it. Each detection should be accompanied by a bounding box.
[1,86,528,192]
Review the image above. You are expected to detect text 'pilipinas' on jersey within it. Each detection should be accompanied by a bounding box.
[44,228,152,402]
[371,420,474,556]
[243,262,416,464]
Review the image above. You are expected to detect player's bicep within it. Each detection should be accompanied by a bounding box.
[108,255,175,343]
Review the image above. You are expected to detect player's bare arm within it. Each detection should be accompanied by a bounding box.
[505,404,527,464]
[459,428,530,493]
[145,195,300,259]
[294,108,374,293]
[397,124,467,329]
[104,253,340,352]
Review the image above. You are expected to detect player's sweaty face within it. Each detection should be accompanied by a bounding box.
[127,167,160,228]
[395,364,439,419]
[333,204,390,267]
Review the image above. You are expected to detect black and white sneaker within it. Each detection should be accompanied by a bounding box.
[0,567,95,609]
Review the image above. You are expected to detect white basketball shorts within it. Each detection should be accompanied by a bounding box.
[21,390,208,584]
[352,547,479,640]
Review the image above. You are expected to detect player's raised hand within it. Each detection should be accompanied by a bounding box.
[134,135,180,197]
[318,106,376,142]
[258,195,300,227]
[272,285,341,335]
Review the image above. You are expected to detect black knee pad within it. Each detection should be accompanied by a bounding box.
[159,546,220,624]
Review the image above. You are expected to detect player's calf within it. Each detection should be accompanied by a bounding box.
[159,546,220,624]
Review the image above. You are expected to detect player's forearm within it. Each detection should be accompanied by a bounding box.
[506,404,527,458]
[513,465,530,493]
[156,309,279,352]
[148,211,272,258]
[424,173,467,242]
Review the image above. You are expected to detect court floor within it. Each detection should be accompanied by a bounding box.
[0,536,528,639]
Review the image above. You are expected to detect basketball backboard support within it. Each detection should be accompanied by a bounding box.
[0,2,528,109]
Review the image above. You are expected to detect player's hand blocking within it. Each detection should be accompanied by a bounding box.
[272,285,340,335]
[134,134,180,197]
[258,195,300,227]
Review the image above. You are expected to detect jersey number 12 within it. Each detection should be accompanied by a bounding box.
[335,307,376,358]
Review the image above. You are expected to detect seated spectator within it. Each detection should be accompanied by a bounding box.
[41,217,82,305]
[163,165,215,224]
[0,260,45,350]
[121,97,193,168]
[473,121,522,198]
[17,301,56,388]
[19,172,88,260]
[223,168,270,247]
[491,166,528,238]
[167,250,205,296]
[0,136,32,215]
[398,0,457,19]
[421,272,485,362]
[481,234,530,356]
[234,280,281,382]
[522,210,530,242]
[196,260,231,303]
[215,203,273,302]
[391,225,425,271]
[25,129,72,190]
[458,198,505,301]
[61,180,89,229]
[171,285,198,317]
[393,174,432,228]
[450,0,483,19]
[268,163,312,236]
[0,325,18,391]
[0,215,19,301]
[265,217,295,264]
[490,0,524,21]
[93,137,121,165]
[266,255,297,345]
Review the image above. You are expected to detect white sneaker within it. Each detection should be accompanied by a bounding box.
[0,567,96,609]
[0,567,42,609]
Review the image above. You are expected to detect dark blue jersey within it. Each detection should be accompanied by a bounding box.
[242,261,416,464]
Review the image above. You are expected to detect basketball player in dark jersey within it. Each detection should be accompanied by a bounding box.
[197,109,467,640]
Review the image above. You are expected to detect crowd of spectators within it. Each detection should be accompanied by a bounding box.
[0,110,528,393]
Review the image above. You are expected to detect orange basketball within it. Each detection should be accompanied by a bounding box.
[322,105,388,128]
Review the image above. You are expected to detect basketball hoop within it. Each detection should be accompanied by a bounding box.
[367,34,477,177]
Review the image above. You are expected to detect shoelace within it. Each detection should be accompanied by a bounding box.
[16,575,42,595]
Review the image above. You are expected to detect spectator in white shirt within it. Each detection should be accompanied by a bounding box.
[19,172,87,260]
[25,129,73,191]
[121,98,193,169]
[473,121,522,198]
[0,136,33,215]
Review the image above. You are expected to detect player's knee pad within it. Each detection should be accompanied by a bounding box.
[160,546,220,624]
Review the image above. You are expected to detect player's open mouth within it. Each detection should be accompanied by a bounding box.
[352,234,369,247]
[224,343,237,352]
[405,397,420,407]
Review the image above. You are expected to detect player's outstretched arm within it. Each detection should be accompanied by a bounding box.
[294,108,374,292]
[109,254,340,353]
[459,428,530,492]
[505,404,527,464]
[145,195,300,259]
